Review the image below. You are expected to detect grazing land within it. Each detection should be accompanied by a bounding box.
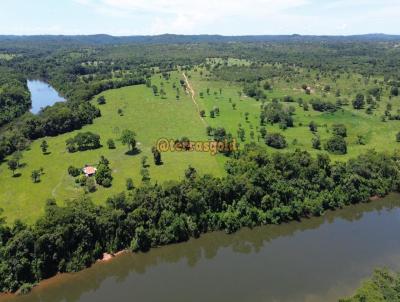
[0,72,224,223]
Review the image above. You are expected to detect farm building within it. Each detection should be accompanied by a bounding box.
[83,166,97,177]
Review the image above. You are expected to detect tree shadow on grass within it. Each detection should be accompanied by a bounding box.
[43,152,52,155]
[125,148,141,156]
[13,173,22,178]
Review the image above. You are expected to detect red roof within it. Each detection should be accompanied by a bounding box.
[83,166,97,175]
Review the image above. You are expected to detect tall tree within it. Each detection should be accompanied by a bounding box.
[120,130,137,151]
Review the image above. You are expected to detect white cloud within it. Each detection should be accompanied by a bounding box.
[74,0,311,34]
[67,0,400,35]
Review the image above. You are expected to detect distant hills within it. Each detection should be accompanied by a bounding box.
[0,33,400,44]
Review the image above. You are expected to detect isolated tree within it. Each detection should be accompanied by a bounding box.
[12,151,22,167]
[126,178,134,190]
[66,138,77,153]
[353,93,365,109]
[8,159,18,176]
[97,96,106,105]
[120,130,137,151]
[160,88,166,99]
[152,85,158,96]
[185,165,197,181]
[260,127,267,138]
[332,124,347,137]
[140,168,150,184]
[265,133,287,149]
[391,87,399,97]
[210,110,215,118]
[31,170,41,183]
[357,135,366,145]
[200,110,206,117]
[309,121,318,133]
[325,135,347,154]
[95,162,112,187]
[40,140,49,154]
[237,127,246,142]
[107,139,116,149]
[145,79,151,88]
[206,126,214,136]
[151,146,162,165]
[312,136,321,150]
[263,82,272,90]
[85,177,96,193]
[141,156,148,168]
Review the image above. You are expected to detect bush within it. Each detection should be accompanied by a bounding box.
[97,96,106,105]
[102,178,112,188]
[126,178,134,190]
[68,166,81,177]
[311,99,337,112]
[16,283,34,296]
[353,93,365,109]
[85,177,96,193]
[332,124,347,137]
[265,133,287,149]
[312,136,321,149]
[325,135,347,154]
[391,86,399,97]
[107,139,116,149]
[66,132,101,152]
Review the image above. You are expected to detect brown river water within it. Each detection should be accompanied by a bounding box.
[2,193,400,302]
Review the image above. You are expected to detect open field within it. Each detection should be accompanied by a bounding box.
[0,71,224,224]
[188,67,400,160]
[1,65,400,224]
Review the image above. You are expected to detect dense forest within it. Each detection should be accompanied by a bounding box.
[0,67,30,127]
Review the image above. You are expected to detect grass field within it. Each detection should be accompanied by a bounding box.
[1,66,400,224]
[188,68,400,160]
[0,71,225,224]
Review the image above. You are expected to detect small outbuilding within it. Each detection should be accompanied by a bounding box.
[83,166,97,177]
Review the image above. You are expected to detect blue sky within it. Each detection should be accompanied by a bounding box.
[0,0,399,35]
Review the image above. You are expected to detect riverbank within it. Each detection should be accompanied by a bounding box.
[2,193,400,302]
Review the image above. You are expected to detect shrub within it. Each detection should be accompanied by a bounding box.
[107,139,116,149]
[97,96,106,105]
[126,178,134,190]
[68,166,81,177]
[85,177,96,193]
[353,93,365,109]
[332,124,347,137]
[66,132,101,152]
[311,99,337,112]
[325,135,347,154]
[265,133,287,149]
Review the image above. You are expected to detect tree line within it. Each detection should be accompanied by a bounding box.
[1,145,399,293]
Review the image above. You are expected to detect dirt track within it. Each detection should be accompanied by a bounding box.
[182,72,207,126]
